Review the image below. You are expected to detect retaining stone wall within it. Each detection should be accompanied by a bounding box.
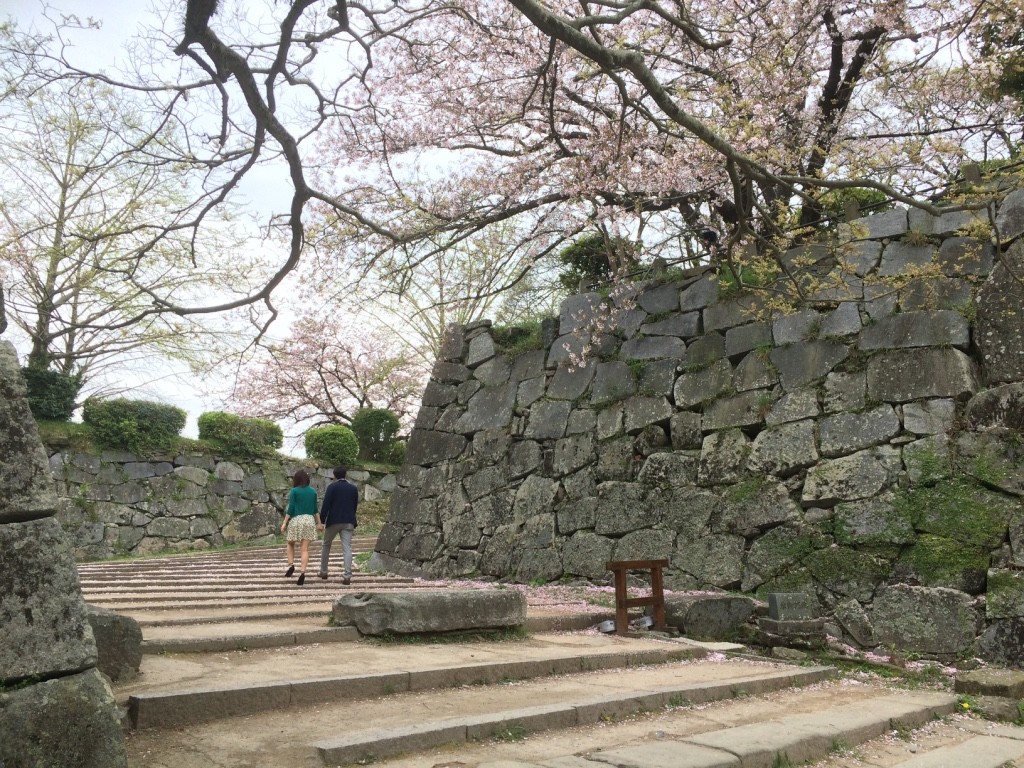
[0,341,127,768]
[375,190,1024,665]
[45,449,397,560]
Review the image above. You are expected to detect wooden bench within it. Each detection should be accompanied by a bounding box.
[605,559,668,635]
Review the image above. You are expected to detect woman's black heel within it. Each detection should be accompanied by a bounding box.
[297,573,306,586]
[285,565,295,577]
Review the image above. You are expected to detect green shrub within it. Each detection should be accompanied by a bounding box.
[82,397,186,453]
[21,367,83,421]
[305,424,359,466]
[350,408,400,461]
[197,411,283,457]
[385,439,406,465]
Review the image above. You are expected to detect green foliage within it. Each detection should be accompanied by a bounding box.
[717,261,779,298]
[492,321,544,355]
[895,478,1010,547]
[350,408,400,462]
[492,725,527,742]
[818,187,894,221]
[34,419,93,451]
[556,233,636,292]
[197,411,283,457]
[21,366,83,421]
[305,424,360,466]
[82,397,186,453]
[358,497,390,533]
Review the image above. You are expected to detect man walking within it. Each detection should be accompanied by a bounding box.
[317,466,359,585]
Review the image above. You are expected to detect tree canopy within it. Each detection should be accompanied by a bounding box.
[3,0,1021,322]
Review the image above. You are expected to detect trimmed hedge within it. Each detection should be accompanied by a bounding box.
[82,397,186,453]
[21,367,82,421]
[198,411,283,457]
[305,424,359,467]
[350,408,400,461]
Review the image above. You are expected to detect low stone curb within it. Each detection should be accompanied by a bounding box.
[140,626,360,656]
[312,665,837,765]
[127,646,703,729]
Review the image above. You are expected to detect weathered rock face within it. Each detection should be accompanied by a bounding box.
[331,590,526,635]
[378,193,1024,665]
[0,342,126,767]
[0,342,58,523]
[0,669,127,768]
[87,604,143,683]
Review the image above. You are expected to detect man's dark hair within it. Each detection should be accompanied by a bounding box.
[333,466,347,479]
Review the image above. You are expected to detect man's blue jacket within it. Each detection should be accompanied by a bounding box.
[320,479,359,527]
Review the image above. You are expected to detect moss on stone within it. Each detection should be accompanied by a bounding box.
[804,546,890,599]
[894,478,1012,548]
[899,534,989,588]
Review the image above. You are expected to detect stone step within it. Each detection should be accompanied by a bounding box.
[126,643,712,729]
[888,734,1024,767]
[319,692,957,768]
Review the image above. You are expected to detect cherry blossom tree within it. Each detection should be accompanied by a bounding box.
[6,0,1020,322]
[229,314,426,429]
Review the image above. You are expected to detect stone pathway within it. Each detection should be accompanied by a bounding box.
[80,545,1024,768]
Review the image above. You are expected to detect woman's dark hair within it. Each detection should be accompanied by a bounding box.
[292,469,311,487]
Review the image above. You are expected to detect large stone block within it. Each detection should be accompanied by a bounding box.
[770,341,849,391]
[0,342,59,523]
[870,585,980,656]
[749,419,818,477]
[86,605,142,683]
[524,400,571,440]
[845,209,908,240]
[697,429,750,486]
[0,668,126,768]
[679,273,719,310]
[641,312,699,338]
[965,382,1024,431]
[637,282,682,313]
[596,482,656,535]
[331,590,526,635]
[664,594,754,640]
[674,359,733,408]
[711,479,800,536]
[623,396,673,434]
[590,362,638,405]
[703,390,772,431]
[858,310,969,351]
[833,494,914,546]
[987,569,1024,619]
[681,332,726,368]
[866,348,977,403]
[879,242,935,276]
[671,534,744,589]
[899,276,972,312]
[802,446,901,506]
[562,532,614,579]
[997,187,1024,242]
[976,239,1024,384]
[1,517,96,683]
[547,362,596,400]
[766,389,820,426]
[621,335,687,361]
[937,236,994,276]
[733,350,778,392]
[560,292,604,335]
[454,383,517,433]
[552,433,596,477]
[818,405,900,458]
[977,618,1024,668]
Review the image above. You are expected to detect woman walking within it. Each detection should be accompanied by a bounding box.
[281,469,319,585]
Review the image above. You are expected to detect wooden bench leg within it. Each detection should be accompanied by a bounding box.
[651,565,666,630]
[613,568,628,635]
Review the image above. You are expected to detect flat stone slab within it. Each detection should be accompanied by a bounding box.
[312,665,834,765]
[888,735,1024,767]
[956,668,1024,699]
[332,590,527,635]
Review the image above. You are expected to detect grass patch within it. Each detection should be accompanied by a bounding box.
[492,321,544,356]
[358,498,390,534]
[492,724,527,742]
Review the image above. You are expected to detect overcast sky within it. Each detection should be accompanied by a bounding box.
[4,0,308,445]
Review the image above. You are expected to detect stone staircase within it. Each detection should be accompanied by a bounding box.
[77,546,1024,768]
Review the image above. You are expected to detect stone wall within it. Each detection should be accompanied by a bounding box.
[375,189,1024,664]
[45,449,397,560]
[0,341,127,768]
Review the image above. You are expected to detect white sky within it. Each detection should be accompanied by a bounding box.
[3,0,307,444]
